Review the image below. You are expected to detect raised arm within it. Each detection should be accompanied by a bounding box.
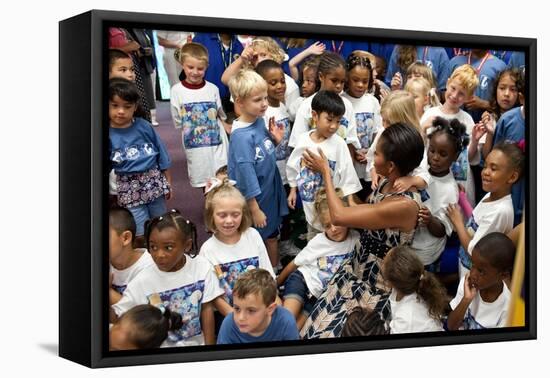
[288,41,326,81]
[221,46,254,86]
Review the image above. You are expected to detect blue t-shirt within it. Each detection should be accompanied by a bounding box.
[508,51,526,74]
[109,117,171,174]
[217,306,300,344]
[492,106,525,226]
[191,33,244,100]
[228,119,289,239]
[319,40,369,60]
[369,43,395,65]
[385,45,451,92]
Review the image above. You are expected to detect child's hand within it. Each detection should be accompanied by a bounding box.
[457,183,466,193]
[464,95,488,110]
[371,170,380,190]
[481,111,496,134]
[464,272,478,302]
[394,176,414,193]
[240,46,255,65]
[355,149,368,164]
[390,72,402,91]
[287,189,297,210]
[471,122,487,142]
[378,82,390,102]
[268,116,284,145]
[306,41,326,55]
[418,206,432,226]
[252,208,267,228]
[446,203,464,227]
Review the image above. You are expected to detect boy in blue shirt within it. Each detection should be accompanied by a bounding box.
[217,269,299,344]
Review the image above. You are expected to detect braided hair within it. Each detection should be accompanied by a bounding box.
[427,116,469,157]
[144,209,198,257]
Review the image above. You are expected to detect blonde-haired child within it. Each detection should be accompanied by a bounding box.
[227,69,288,270]
[421,64,479,205]
[405,77,440,121]
[170,42,229,189]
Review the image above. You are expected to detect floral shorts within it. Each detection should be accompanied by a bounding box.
[116,168,170,208]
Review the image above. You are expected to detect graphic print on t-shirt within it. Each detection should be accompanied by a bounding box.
[463,308,485,330]
[254,137,276,162]
[459,215,479,269]
[274,118,291,161]
[355,112,376,149]
[451,148,469,181]
[112,284,127,295]
[179,101,221,149]
[297,159,337,202]
[317,251,353,289]
[214,256,259,305]
[147,281,205,342]
[111,143,158,165]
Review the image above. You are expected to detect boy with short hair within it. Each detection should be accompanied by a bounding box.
[170,42,229,189]
[447,232,515,330]
[420,64,479,205]
[286,90,361,238]
[109,49,136,82]
[217,269,299,343]
[109,207,154,305]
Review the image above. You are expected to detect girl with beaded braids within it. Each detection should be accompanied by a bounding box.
[381,245,448,333]
[412,116,469,268]
[111,209,224,347]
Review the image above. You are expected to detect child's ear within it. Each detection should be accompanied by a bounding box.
[507,170,520,185]
[121,230,133,247]
[266,301,277,316]
[387,161,396,175]
[519,92,525,106]
[183,238,193,252]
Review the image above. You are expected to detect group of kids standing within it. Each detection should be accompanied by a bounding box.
[106,34,527,350]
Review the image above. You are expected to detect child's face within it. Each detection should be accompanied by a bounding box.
[110,57,136,82]
[108,226,132,262]
[321,212,348,242]
[427,132,457,176]
[496,73,519,112]
[182,56,207,85]
[381,111,391,129]
[213,196,243,238]
[237,88,269,120]
[232,292,276,337]
[481,149,518,193]
[469,249,506,291]
[445,78,470,110]
[263,68,286,104]
[319,67,346,93]
[109,319,137,351]
[109,95,137,128]
[148,227,191,272]
[312,111,341,139]
[252,46,271,66]
[408,85,429,117]
[346,66,370,98]
[301,66,317,98]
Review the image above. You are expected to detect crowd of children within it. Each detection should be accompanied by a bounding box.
[106,32,527,350]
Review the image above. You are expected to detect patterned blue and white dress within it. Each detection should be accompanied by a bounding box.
[300,178,421,339]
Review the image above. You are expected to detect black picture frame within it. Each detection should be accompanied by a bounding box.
[59,9,537,368]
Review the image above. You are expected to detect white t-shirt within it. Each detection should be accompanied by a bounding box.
[366,131,431,186]
[450,276,510,329]
[170,81,229,187]
[412,172,459,265]
[389,290,444,334]
[421,106,476,205]
[341,92,382,180]
[286,131,362,231]
[156,31,193,47]
[199,228,275,305]
[287,96,306,123]
[112,255,224,347]
[294,230,359,298]
[288,92,360,149]
[110,249,155,294]
[284,73,300,108]
[263,103,291,185]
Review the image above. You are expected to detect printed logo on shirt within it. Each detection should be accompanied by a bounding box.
[463,308,486,330]
[417,59,434,70]
[254,137,275,162]
[180,101,221,149]
[480,75,489,90]
[274,118,291,161]
[111,143,158,165]
[126,145,140,161]
[147,281,205,342]
[214,256,260,305]
[355,112,376,149]
[111,284,127,295]
[317,251,353,289]
[297,159,337,202]
[451,148,469,182]
[143,143,155,156]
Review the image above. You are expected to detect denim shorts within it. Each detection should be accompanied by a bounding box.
[282,270,317,315]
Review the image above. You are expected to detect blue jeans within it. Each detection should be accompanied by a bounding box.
[128,196,167,236]
[282,270,317,315]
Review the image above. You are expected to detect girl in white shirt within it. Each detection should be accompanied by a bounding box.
[381,245,448,334]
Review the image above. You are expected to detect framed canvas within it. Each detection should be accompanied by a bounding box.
[59,9,536,368]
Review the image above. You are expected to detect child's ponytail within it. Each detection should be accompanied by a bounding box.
[145,209,199,257]
[416,271,449,320]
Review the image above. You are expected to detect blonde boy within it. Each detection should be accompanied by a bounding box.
[217,269,299,343]
[170,42,229,188]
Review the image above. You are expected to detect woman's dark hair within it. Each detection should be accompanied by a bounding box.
[378,123,424,176]
[120,304,183,349]
[492,141,525,179]
[311,90,345,117]
[489,68,525,120]
[384,246,449,320]
[109,77,140,104]
[474,232,516,275]
[144,209,198,257]
[428,116,470,156]
[345,53,374,91]
[317,51,346,77]
[255,59,283,79]
[341,307,389,337]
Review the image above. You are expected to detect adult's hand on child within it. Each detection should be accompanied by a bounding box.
[268,116,284,145]
[394,176,414,193]
[446,203,464,227]
[252,208,267,228]
[303,148,330,176]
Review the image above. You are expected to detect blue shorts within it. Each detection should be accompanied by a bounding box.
[282,270,317,315]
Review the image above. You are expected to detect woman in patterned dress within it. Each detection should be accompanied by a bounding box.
[300,123,425,338]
